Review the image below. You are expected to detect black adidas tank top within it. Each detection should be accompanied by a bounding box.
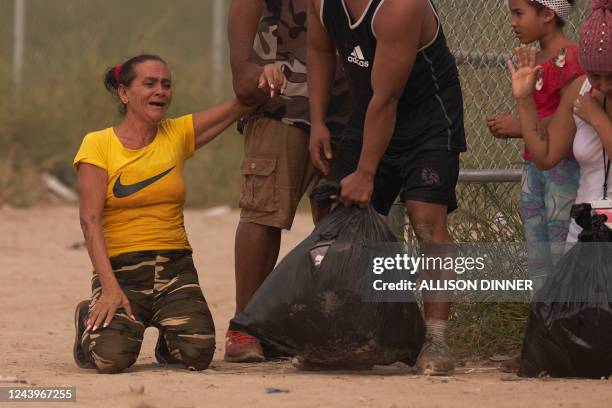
[321,0,465,150]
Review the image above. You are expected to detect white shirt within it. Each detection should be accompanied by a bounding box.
[567,79,611,243]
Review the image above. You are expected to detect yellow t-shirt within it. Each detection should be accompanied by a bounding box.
[73,115,195,257]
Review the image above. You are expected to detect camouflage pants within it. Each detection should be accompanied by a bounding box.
[81,250,216,373]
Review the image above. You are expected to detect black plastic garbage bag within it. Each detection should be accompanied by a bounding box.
[520,203,612,378]
[231,181,425,368]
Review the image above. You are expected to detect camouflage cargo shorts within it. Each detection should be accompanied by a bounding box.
[81,250,216,373]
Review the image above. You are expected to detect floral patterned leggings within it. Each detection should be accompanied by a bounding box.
[520,158,580,292]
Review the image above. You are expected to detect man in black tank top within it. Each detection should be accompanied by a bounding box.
[307,0,466,376]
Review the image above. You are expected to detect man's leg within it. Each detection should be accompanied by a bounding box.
[234,223,281,313]
[226,117,318,362]
[224,222,281,363]
[398,148,460,376]
[406,200,455,376]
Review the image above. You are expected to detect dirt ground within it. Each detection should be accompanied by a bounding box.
[1,206,611,408]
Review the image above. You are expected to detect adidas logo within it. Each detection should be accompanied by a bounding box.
[347,46,369,68]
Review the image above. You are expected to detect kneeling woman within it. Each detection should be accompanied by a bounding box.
[73,54,285,373]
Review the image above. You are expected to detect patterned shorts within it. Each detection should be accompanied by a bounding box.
[520,158,580,291]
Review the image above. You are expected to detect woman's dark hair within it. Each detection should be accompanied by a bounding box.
[103,54,167,115]
[528,0,576,28]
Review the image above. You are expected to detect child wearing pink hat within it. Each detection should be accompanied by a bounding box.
[509,0,612,244]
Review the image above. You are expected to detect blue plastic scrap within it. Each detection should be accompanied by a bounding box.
[265,387,290,394]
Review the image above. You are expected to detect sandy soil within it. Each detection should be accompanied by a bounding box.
[1,206,611,408]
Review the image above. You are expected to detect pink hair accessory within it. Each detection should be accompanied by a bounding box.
[114,64,123,82]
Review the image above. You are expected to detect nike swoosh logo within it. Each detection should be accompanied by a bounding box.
[113,166,176,198]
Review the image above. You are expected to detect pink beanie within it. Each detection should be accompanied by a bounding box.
[579,0,612,71]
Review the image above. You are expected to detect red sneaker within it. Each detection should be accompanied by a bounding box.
[224,330,265,363]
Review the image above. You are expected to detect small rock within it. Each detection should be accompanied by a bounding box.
[68,241,86,250]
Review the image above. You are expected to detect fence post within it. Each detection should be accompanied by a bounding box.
[13,0,26,104]
[212,0,225,100]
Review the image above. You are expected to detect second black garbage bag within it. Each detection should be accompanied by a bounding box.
[231,181,425,368]
[520,204,612,378]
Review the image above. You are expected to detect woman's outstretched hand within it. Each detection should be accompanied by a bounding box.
[507,46,542,101]
[258,64,288,99]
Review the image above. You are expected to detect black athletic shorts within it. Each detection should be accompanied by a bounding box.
[332,137,460,216]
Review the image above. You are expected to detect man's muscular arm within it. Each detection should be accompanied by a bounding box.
[341,0,425,206]
[229,0,267,106]
[307,0,337,175]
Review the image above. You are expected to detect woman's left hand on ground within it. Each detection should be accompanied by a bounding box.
[258,64,288,98]
[86,286,135,332]
[573,94,606,126]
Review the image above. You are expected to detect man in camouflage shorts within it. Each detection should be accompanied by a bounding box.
[225,0,350,362]
[74,250,215,373]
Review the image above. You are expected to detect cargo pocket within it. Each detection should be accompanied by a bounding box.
[239,158,278,213]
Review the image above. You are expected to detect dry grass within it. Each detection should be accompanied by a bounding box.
[0,148,46,207]
[448,303,529,359]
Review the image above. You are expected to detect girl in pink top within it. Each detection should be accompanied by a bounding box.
[487,0,584,292]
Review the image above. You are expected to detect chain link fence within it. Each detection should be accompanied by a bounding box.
[392,1,591,244]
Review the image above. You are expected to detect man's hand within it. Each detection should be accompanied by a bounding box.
[233,63,267,107]
[486,114,522,139]
[340,171,374,208]
[309,123,333,175]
